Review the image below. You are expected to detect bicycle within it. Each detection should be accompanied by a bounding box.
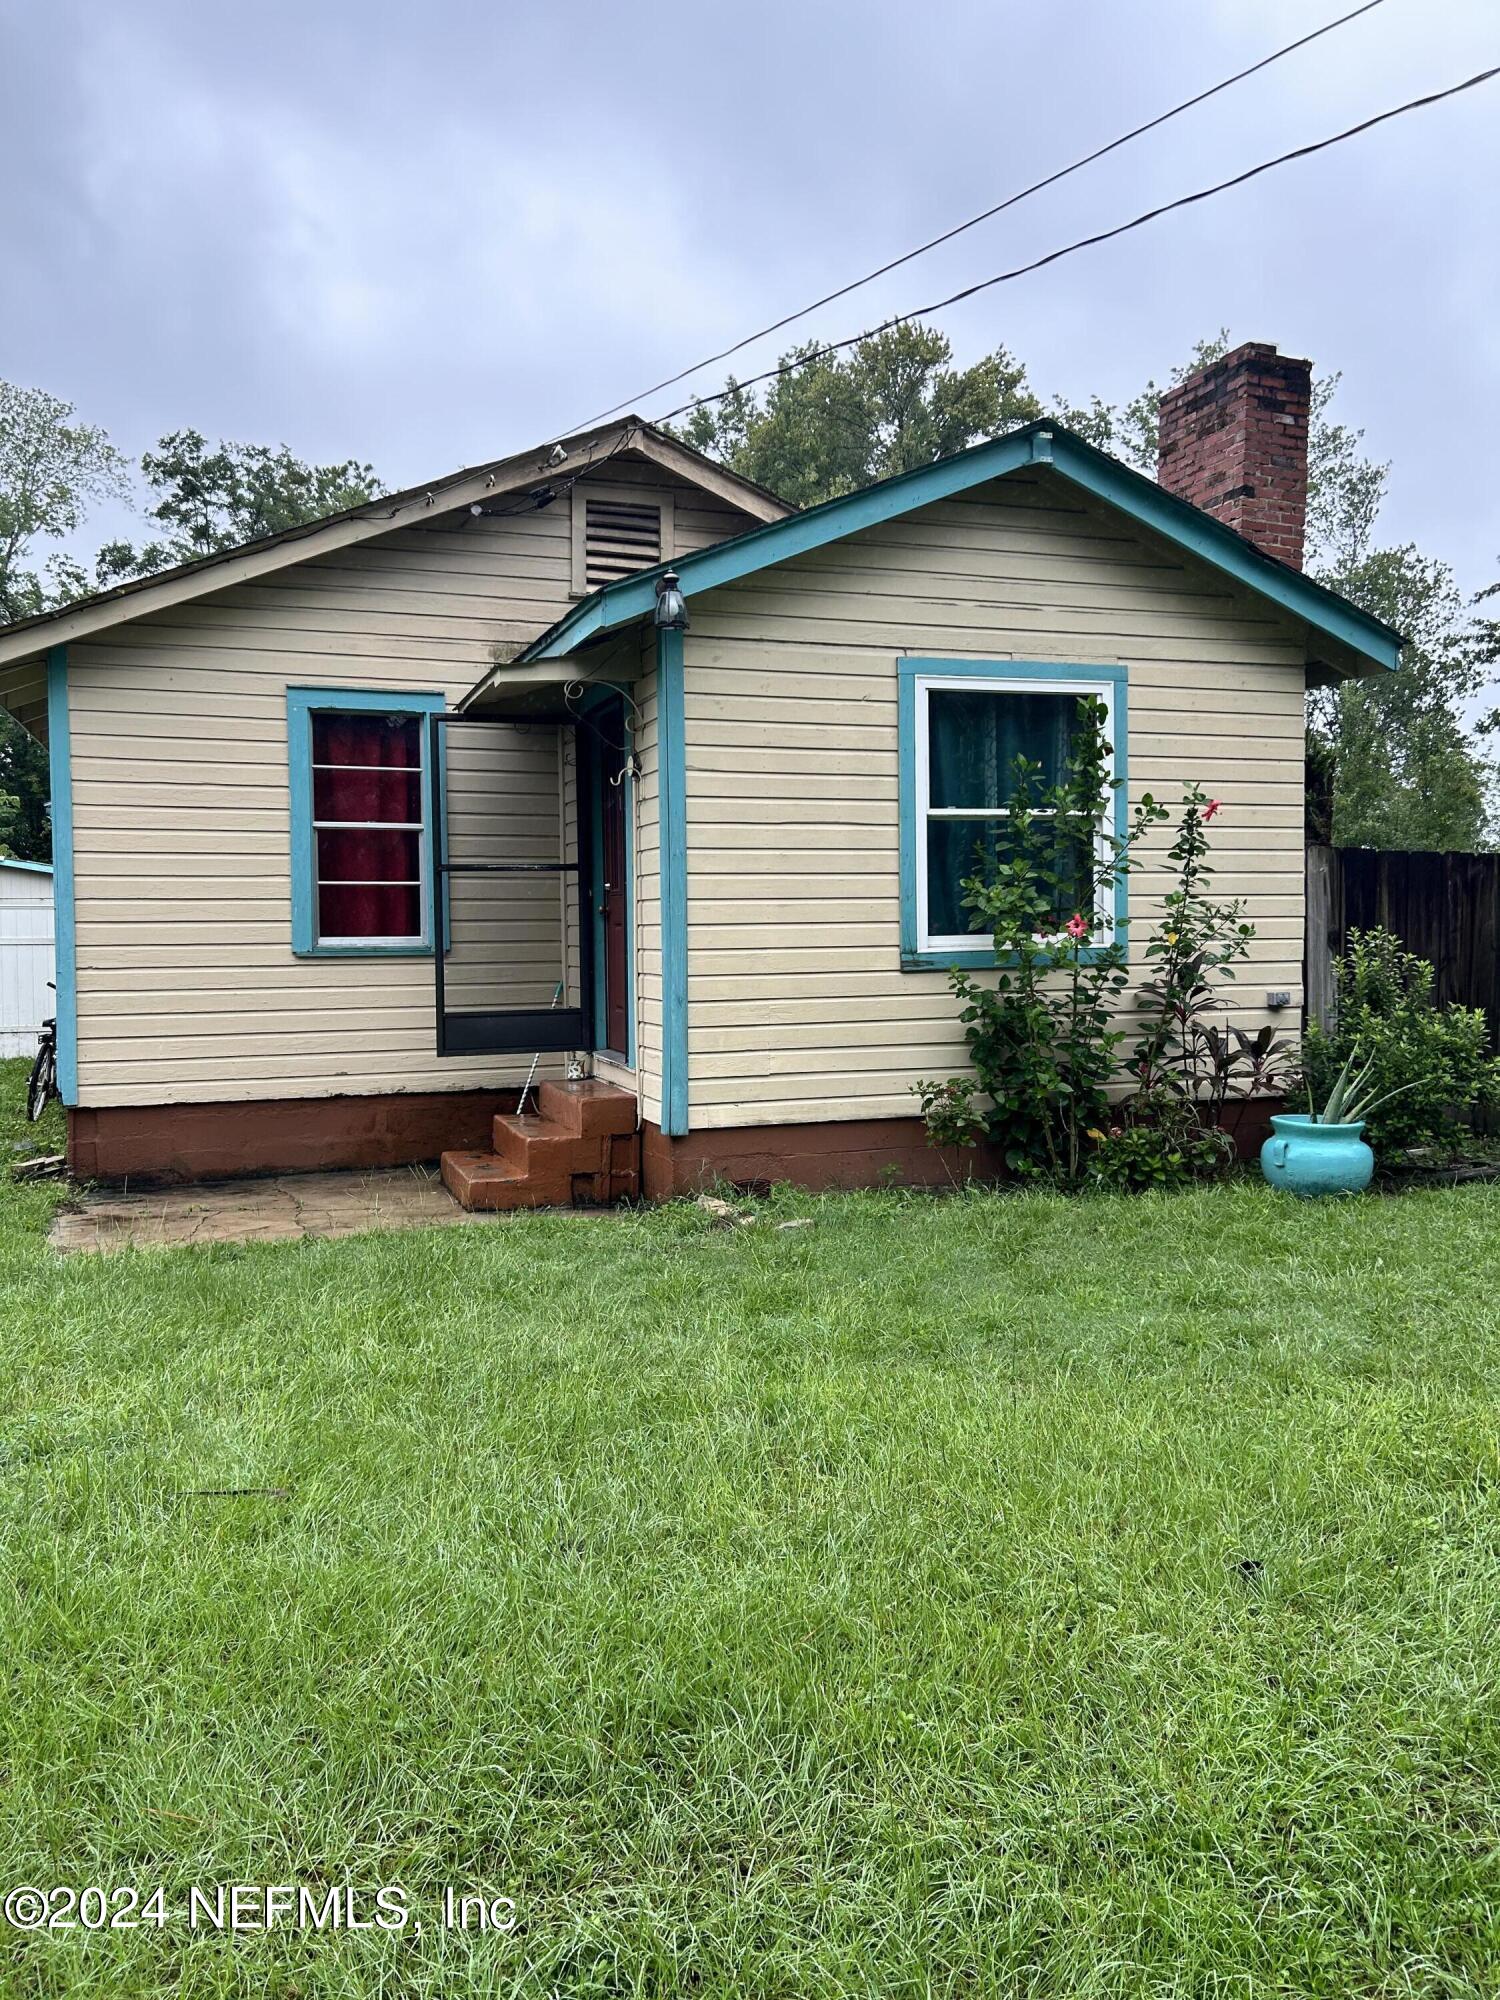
[27,983,58,1124]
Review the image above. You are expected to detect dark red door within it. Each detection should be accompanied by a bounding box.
[598,710,629,1055]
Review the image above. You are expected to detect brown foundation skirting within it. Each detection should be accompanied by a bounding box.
[71,1094,1283,1194]
[642,1117,997,1197]
[641,1100,1281,1198]
[68,1088,523,1186]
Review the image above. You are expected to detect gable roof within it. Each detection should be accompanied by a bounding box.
[0,417,791,670]
[512,417,1402,678]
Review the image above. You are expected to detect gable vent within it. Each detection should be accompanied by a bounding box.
[584,497,662,588]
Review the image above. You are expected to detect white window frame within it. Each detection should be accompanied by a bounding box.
[312,717,431,952]
[913,670,1118,957]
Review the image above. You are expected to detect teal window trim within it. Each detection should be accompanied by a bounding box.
[656,628,688,1134]
[897,657,1129,972]
[286,686,447,958]
[578,686,636,1067]
[45,645,78,1106]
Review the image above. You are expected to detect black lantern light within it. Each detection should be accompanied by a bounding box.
[653,569,688,631]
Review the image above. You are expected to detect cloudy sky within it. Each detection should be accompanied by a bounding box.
[3,0,1497,598]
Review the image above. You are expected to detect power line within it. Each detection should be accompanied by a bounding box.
[650,63,1500,428]
[568,0,1390,433]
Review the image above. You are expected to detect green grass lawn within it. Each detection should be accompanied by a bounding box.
[2,1059,1499,1996]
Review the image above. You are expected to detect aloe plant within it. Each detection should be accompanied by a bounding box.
[1307,1044,1425,1126]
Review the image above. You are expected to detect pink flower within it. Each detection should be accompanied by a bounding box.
[1066,912,1090,941]
[1203,798,1223,822]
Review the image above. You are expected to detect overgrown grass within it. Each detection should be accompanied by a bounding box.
[1,1060,1498,1995]
[0,1053,64,1170]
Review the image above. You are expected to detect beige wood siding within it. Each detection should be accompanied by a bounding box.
[681,469,1307,1130]
[65,467,757,1109]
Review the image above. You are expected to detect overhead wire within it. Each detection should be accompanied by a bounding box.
[564,0,1392,433]
[644,64,1500,429]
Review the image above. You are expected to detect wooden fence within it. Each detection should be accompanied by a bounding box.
[1305,845,1500,1043]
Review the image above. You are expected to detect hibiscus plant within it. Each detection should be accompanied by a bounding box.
[915,698,1166,1182]
[916,707,1275,1186]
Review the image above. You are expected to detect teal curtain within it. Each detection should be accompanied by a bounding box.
[927,690,1078,809]
[925,690,1093,939]
[926,821,1014,937]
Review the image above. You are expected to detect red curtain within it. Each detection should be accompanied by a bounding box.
[313,714,424,940]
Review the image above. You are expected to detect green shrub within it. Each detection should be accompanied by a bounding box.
[1301,928,1500,1150]
[912,1076,988,1151]
[1086,1094,1234,1191]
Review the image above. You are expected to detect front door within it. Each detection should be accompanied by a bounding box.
[586,698,632,1060]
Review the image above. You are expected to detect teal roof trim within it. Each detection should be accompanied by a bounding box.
[0,856,53,873]
[517,419,1401,673]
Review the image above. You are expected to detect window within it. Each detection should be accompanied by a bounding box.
[571,484,674,594]
[898,659,1127,969]
[312,712,425,944]
[287,688,446,957]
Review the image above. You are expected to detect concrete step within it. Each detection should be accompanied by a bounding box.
[443,1083,641,1213]
[536,1079,639,1139]
[440,1150,567,1211]
[491,1112,583,1176]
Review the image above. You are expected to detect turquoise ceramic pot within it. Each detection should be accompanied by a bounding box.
[1260,1113,1374,1197]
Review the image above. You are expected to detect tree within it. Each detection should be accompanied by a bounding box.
[1310,547,1491,849]
[0,380,130,625]
[1472,562,1500,740]
[0,717,51,860]
[0,380,129,863]
[666,325,1042,507]
[1303,413,1493,850]
[91,430,383,585]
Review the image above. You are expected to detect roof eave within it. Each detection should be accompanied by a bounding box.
[0,416,792,670]
[517,420,1402,675]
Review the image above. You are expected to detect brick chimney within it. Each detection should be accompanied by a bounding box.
[1156,341,1312,569]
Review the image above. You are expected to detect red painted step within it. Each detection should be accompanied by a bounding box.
[492,1112,580,1177]
[537,1079,640,1138]
[440,1080,639,1212]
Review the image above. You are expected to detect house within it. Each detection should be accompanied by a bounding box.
[0,344,1400,1200]
[0,858,55,1059]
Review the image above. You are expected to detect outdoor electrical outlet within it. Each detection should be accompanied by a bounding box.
[1266,991,1291,1010]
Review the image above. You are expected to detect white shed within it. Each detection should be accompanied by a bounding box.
[0,859,55,1058]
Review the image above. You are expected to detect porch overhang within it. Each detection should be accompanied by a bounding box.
[458,651,643,721]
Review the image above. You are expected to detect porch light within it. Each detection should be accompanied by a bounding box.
[653,570,688,631]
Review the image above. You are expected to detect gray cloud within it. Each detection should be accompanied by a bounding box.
[3,0,1497,596]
